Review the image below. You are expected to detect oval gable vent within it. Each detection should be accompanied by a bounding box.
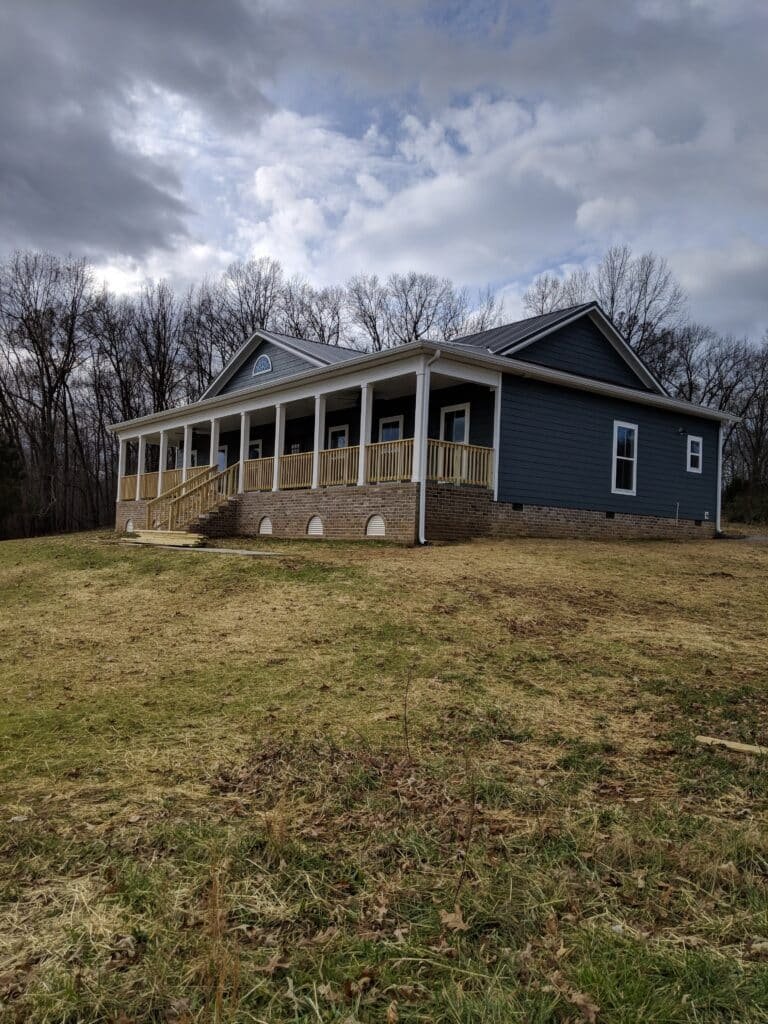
[366,514,386,538]
[258,515,273,536]
[307,515,324,537]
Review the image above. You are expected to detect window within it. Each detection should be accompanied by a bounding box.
[378,415,404,442]
[440,403,470,444]
[248,439,263,460]
[252,354,272,376]
[611,421,637,495]
[216,445,228,472]
[327,425,349,449]
[687,435,703,474]
[290,442,301,455]
[190,449,199,467]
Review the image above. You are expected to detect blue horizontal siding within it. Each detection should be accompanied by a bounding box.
[499,375,719,521]
[219,340,312,396]
[516,319,652,391]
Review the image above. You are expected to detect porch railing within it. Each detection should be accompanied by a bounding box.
[161,468,183,491]
[279,451,313,490]
[119,474,138,500]
[366,439,413,483]
[168,463,239,531]
[138,472,159,500]
[320,445,360,487]
[244,456,273,492]
[145,465,219,529]
[427,439,493,487]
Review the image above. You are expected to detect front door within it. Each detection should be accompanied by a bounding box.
[217,445,228,472]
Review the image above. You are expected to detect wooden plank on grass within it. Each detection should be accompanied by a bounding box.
[695,735,768,756]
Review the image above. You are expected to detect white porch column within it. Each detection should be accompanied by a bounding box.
[136,435,146,500]
[272,403,285,491]
[209,417,220,470]
[311,394,326,489]
[182,424,193,482]
[238,411,250,493]
[158,430,168,495]
[357,383,372,486]
[412,363,430,483]
[716,422,724,533]
[116,437,127,502]
[491,374,502,500]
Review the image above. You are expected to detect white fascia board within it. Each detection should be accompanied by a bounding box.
[434,355,500,387]
[110,337,738,440]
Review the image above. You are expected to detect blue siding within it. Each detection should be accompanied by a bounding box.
[499,375,719,521]
[219,340,313,396]
[516,319,652,391]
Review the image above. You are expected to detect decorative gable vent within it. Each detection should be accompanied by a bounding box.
[258,516,273,535]
[365,514,386,538]
[307,515,324,537]
[252,354,272,376]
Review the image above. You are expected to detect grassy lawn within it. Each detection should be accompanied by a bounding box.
[1,532,767,1023]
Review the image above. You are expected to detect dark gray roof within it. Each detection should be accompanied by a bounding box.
[444,303,597,355]
[258,329,362,364]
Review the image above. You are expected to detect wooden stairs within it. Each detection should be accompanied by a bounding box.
[139,463,241,535]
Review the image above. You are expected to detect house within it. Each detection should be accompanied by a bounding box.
[109,302,736,543]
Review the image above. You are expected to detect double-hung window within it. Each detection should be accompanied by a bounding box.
[611,421,637,496]
[687,435,703,473]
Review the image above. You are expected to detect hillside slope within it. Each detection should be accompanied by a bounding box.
[1,534,767,1022]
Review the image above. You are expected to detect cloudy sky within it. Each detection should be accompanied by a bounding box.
[2,0,766,337]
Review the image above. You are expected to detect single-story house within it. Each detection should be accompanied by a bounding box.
[109,302,736,543]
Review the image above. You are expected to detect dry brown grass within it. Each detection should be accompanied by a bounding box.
[1,532,767,1021]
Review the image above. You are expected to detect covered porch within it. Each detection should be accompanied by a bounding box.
[116,355,501,532]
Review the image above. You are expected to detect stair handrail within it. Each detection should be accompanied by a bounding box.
[168,463,240,531]
[145,465,219,528]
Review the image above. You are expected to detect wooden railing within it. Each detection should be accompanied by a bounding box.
[119,474,138,500]
[366,439,413,483]
[320,445,359,487]
[168,463,239,531]
[279,451,313,490]
[138,472,159,500]
[145,465,219,529]
[427,439,493,487]
[244,457,273,492]
[161,468,183,491]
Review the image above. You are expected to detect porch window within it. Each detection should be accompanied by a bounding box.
[440,403,470,444]
[378,415,404,442]
[612,421,637,495]
[290,442,301,454]
[687,435,703,473]
[248,439,263,460]
[190,449,199,467]
[327,425,349,449]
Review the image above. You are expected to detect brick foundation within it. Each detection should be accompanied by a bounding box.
[117,485,716,544]
[424,484,716,540]
[115,500,149,532]
[233,483,420,544]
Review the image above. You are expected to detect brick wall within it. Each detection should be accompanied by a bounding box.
[424,484,716,540]
[115,500,149,532]
[232,483,420,544]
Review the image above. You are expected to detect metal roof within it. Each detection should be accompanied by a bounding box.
[443,303,597,355]
[257,329,362,364]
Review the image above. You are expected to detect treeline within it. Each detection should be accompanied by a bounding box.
[0,246,766,539]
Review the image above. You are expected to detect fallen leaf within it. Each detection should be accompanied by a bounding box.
[440,905,469,932]
[569,989,600,1023]
[387,1000,399,1023]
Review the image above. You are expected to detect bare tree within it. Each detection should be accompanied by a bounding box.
[346,273,390,350]
[133,280,184,412]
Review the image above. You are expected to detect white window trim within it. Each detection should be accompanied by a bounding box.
[611,420,638,496]
[248,438,263,460]
[252,354,273,376]
[687,434,703,474]
[440,403,471,444]
[327,424,349,449]
[378,414,404,442]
